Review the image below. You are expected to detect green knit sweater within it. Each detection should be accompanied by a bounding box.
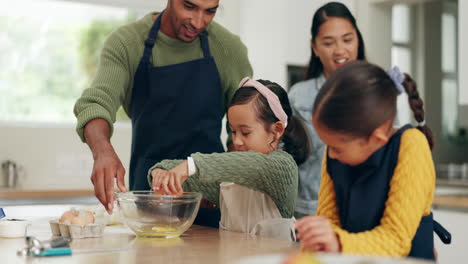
[74,12,253,142]
[147,150,298,218]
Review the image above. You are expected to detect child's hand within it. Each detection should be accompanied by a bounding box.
[295,216,341,253]
[151,169,177,194]
[151,161,189,195]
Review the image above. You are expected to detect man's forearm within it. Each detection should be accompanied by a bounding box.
[83,118,115,159]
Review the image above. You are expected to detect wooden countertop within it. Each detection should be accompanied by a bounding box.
[436,179,468,188]
[0,209,299,264]
[0,189,94,199]
[0,205,436,264]
[433,194,468,211]
[433,184,468,211]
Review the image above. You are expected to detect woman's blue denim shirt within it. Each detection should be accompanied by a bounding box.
[288,74,326,216]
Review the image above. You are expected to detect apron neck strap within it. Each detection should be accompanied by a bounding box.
[142,10,211,64]
[142,11,163,63]
[199,31,211,58]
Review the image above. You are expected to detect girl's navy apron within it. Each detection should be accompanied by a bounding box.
[129,12,223,227]
[327,124,450,260]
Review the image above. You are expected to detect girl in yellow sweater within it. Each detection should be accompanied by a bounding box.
[295,61,450,260]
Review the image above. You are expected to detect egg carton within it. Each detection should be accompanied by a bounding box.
[49,220,104,239]
[82,203,124,226]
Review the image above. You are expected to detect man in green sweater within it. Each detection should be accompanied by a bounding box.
[73,0,253,223]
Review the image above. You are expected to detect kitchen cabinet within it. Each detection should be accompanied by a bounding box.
[0,189,96,206]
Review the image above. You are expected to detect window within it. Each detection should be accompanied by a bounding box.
[391,4,413,126]
[0,0,140,122]
[441,5,458,136]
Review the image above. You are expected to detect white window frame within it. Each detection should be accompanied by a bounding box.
[441,1,459,136]
[391,4,418,126]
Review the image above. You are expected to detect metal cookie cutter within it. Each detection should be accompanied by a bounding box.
[17,236,132,257]
[17,236,72,256]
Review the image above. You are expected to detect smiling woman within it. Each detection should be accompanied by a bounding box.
[0,0,140,122]
[288,2,366,218]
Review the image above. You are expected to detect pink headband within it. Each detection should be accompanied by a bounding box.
[238,77,288,128]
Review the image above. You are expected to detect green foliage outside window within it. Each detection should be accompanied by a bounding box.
[78,13,137,121]
[0,9,136,122]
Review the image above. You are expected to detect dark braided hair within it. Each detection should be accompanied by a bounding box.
[402,74,435,149]
[229,80,311,164]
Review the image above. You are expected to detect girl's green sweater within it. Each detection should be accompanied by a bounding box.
[148,150,298,218]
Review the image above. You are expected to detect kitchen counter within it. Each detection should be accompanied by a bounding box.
[1,205,436,264]
[433,194,468,211]
[433,184,468,212]
[436,178,468,188]
[0,189,94,199]
[2,224,299,264]
[0,205,299,264]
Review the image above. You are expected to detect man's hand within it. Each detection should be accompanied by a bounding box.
[91,148,126,214]
[295,216,341,253]
[84,118,127,214]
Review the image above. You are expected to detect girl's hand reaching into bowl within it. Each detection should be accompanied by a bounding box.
[151,161,189,195]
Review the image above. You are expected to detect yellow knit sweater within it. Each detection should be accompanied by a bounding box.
[315,128,435,256]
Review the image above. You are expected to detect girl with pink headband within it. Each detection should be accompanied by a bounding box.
[147,78,310,233]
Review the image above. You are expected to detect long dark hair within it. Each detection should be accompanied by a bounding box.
[313,61,434,149]
[229,80,311,164]
[306,2,366,79]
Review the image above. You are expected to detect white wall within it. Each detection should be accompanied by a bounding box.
[0,122,131,190]
[238,0,288,86]
[354,0,392,69]
[213,0,240,35]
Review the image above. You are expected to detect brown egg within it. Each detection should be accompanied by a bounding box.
[71,216,86,226]
[82,210,95,224]
[59,210,77,223]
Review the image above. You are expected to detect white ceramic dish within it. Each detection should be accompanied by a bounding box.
[0,219,30,238]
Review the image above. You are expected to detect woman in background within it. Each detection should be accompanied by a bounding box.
[288,2,366,218]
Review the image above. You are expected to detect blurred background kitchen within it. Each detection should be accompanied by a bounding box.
[0,0,467,261]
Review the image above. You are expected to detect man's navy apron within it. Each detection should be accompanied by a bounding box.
[327,124,450,260]
[129,12,224,227]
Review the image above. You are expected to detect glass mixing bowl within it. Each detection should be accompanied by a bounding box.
[116,191,202,238]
